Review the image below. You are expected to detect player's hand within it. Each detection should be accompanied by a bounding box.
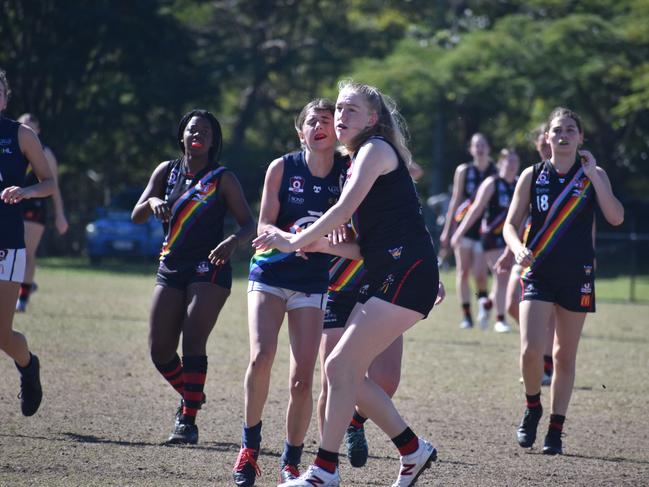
[1,186,31,204]
[579,150,597,179]
[209,235,238,265]
[435,281,446,305]
[328,225,350,246]
[514,246,534,267]
[252,231,296,253]
[494,251,513,274]
[55,213,69,235]
[450,233,461,249]
[148,197,170,222]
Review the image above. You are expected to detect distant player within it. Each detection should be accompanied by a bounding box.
[15,113,69,312]
[451,148,520,333]
[440,133,496,329]
[132,109,254,444]
[0,68,55,416]
[504,107,623,454]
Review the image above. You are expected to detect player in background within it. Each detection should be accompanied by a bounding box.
[15,113,68,312]
[440,133,496,329]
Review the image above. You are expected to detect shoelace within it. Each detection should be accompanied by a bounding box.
[281,463,300,478]
[233,448,261,476]
[347,427,366,451]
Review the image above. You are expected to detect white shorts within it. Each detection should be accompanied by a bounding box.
[459,237,483,254]
[248,280,326,311]
[0,248,26,283]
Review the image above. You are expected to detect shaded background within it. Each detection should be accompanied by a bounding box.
[1,0,648,274]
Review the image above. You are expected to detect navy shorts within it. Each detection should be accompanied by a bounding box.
[323,290,358,330]
[521,274,595,313]
[22,199,47,225]
[360,243,439,318]
[156,259,232,291]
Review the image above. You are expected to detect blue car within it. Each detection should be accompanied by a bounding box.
[85,188,165,265]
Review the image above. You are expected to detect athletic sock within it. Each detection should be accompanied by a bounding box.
[525,392,542,410]
[549,414,565,433]
[392,427,419,456]
[478,290,493,309]
[281,440,303,466]
[497,314,505,322]
[181,355,207,425]
[461,303,472,320]
[19,283,32,302]
[543,355,554,376]
[314,448,338,473]
[350,411,367,430]
[154,354,184,397]
[242,421,262,451]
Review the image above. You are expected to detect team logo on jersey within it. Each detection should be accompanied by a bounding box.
[313,185,321,194]
[0,249,7,261]
[388,246,403,260]
[289,176,305,194]
[192,181,215,203]
[0,138,11,146]
[167,168,179,186]
[580,294,592,308]
[525,282,536,294]
[379,274,395,294]
[584,265,593,276]
[536,171,550,186]
[572,178,587,197]
[580,282,592,294]
[359,284,370,296]
[195,261,210,275]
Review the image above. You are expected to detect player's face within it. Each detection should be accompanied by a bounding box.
[299,108,336,152]
[0,83,7,112]
[335,89,377,147]
[470,135,490,160]
[535,132,551,160]
[500,152,520,179]
[183,116,212,156]
[546,116,583,157]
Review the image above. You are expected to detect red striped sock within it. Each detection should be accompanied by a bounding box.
[154,354,184,396]
[392,427,419,456]
[181,355,208,424]
[314,448,338,473]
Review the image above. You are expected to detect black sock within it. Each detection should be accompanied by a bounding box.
[350,410,367,429]
[549,414,565,432]
[462,303,472,320]
[314,448,338,473]
[392,427,419,456]
[181,355,207,424]
[497,314,505,321]
[525,392,542,409]
[543,355,554,375]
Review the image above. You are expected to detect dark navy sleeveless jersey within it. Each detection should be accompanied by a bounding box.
[525,159,596,279]
[249,151,347,293]
[159,158,229,263]
[454,162,497,240]
[480,176,515,250]
[349,137,434,262]
[0,117,29,248]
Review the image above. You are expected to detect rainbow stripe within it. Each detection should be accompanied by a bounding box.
[249,248,292,277]
[328,258,366,293]
[160,167,225,260]
[524,169,592,277]
[454,199,471,223]
[481,210,507,236]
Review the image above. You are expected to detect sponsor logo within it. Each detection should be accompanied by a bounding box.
[195,261,210,275]
[584,265,593,276]
[0,138,11,146]
[572,178,587,197]
[327,185,340,194]
[1,147,13,155]
[379,274,395,294]
[535,187,550,194]
[525,282,536,294]
[580,282,592,294]
[289,176,305,194]
[291,210,324,232]
[388,246,403,260]
[536,171,550,186]
[580,294,592,308]
[359,284,369,296]
[399,463,417,477]
[0,249,7,261]
[313,185,321,194]
[289,195,304,205]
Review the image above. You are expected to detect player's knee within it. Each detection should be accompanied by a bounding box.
[521,343,543,363]
[289,377,313,398]
[248,348,274,375]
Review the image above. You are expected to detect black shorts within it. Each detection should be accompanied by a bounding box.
[156,259,232,291]
[22,199,47,225]
[521,274,595,313]
[323,290,358,330]
[480,233,506,252]
[360,244,439,318]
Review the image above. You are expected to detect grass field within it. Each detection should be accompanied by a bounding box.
[1,259,648,486]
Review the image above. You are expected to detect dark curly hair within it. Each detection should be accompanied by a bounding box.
[0,68,11,101]
[177,109,223,163]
